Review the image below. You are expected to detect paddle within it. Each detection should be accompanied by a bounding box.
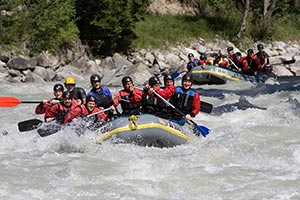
[152,91,210,137]
[18,119,43,132]
[0,96,42,107]
[37,107,112,137]
[226,57,258,84]
[272,59,295,66]
[171,70,186,79]
[200,101,213,114]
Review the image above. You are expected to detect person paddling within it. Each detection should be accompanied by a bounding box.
[112,76,143,116]
[64,77,87,104]
[61,95,109,129]
[142,76,176,118]
[35,83,64,114]
[44,91,81,124]
[169,74,200,125]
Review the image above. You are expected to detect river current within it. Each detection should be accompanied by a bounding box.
[0,78,299,200]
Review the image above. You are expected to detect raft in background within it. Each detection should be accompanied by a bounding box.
[190,65,269,85]
[94,114,195,148]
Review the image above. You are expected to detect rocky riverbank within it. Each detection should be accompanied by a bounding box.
[0,39,299,86]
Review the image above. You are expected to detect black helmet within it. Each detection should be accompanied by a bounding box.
[227,47,234,52]
[215,53,222,59]
[247,49,254,54]
[257,44,264,50]
[188,53,194,57]
[122,76,133,86]
[62,91,72,99]
[182,74,192,83]
[234,52,242,57]
[199,53,207,61]
[90,74,101,84]
[163,74,174,84]
[86,95,96,103]
[148,76,160,87]
[53,83,64,92]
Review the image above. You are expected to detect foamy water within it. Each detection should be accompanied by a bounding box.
[0,80,299,200]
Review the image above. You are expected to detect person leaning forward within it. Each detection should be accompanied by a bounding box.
[44,91,81,124]
[35,83,64,114]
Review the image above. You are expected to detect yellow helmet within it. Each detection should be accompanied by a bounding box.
[65,77,75,85]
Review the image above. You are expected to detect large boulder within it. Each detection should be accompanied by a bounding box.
[7,55,36,70]
[36,51,60,68]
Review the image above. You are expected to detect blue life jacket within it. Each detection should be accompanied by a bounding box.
[170,87,195,118]
[88,86,112,108]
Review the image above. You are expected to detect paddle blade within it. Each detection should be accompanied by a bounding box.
[0,97,21,107]
[18,119,43,132]
[197,125,210,137]
[171,71,180,78]
[282,59,295,65]
[200,101,213,114]
[37,123,62,137]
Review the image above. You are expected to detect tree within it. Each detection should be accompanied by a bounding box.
[75,0,150,56]
[0,0,79,54]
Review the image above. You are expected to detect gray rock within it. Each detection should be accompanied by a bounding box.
[0,51,12,63]
[7,55,35,70]
[24,71,45,82]
[36,51,60,68]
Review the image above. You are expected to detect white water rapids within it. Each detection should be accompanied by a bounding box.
[0,79,299,200]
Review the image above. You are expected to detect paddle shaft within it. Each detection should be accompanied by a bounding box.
[21,100,43,104]
[153,91,195,121]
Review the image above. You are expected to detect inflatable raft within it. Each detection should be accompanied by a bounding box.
[94,114,194,148]
[190,65,268,85]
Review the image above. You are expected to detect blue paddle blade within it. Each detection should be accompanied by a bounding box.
[171,71,180,78]
[197,125,210,137]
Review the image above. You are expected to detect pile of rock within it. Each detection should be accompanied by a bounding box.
[0,39,299,86]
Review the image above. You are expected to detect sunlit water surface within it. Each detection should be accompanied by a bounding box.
[0,80,299,200]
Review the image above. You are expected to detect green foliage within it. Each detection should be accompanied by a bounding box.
[0,0,79,54]
[75,0,150,56]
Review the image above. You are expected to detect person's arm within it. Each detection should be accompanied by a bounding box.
[112,91,121,107]
[129,88,143,103]
[44,103,59,122]
[156,85,176,100]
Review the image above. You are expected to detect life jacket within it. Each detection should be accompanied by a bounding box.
[142,91,166,115]
[88,86,113,108]
[187,59,200,70]
[56,102,78,124]
[170,87,195,119]
[119,91,142,115]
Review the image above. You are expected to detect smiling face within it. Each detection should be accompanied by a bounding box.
[182,80,192,90]
[63,98,72,107]
[54,90,63,99]
[86,101,96,112]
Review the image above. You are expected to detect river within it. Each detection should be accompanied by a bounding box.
[0,78,300,200]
